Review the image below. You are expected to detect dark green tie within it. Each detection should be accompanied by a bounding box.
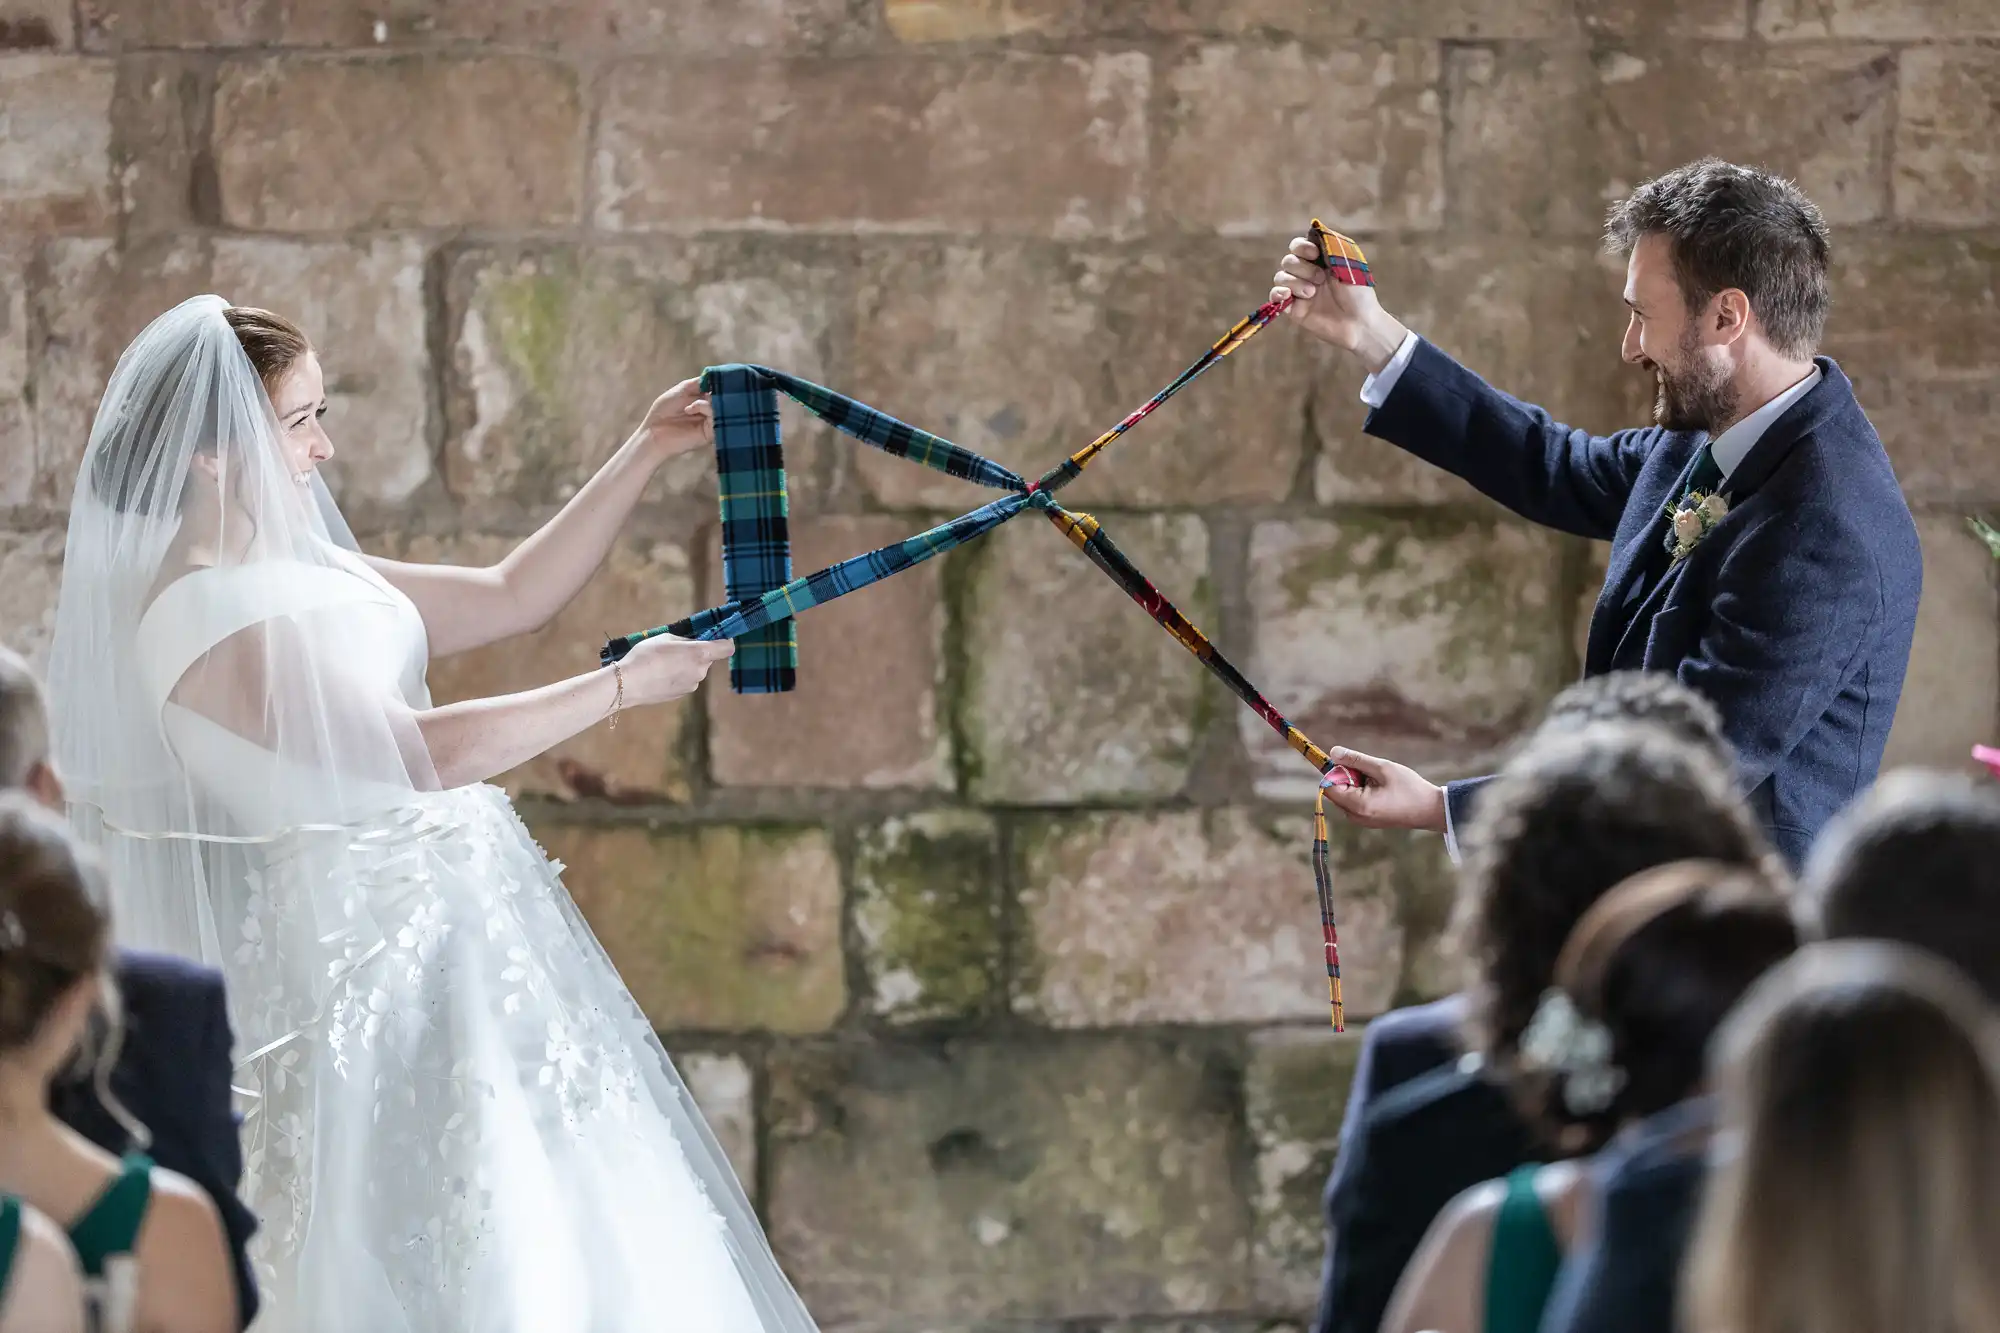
[1684,442,1723,500]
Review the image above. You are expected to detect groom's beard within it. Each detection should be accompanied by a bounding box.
[1652,331,1739,433]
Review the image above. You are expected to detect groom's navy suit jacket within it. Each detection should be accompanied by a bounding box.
[1366,341,1921,867]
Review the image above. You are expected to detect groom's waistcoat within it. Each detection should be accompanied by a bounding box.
[1364,340,1922,867]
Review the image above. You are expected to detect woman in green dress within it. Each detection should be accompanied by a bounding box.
[1380,862,1798,1333]
[0,797,233,1333]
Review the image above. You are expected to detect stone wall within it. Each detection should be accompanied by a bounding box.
[2,1,1997,1327]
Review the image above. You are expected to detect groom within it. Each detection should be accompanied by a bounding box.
[1273,158,1921,869]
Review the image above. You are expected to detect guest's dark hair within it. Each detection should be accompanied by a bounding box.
[0,793,109,1050]
[1534,671,1732,767]
[1803,770,2000,1002]
[1457,723,1784,1068]
[1605,158,1832,359]
[1518,860,1798,1152]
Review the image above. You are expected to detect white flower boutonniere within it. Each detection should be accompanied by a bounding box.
[1664,490,1730,564]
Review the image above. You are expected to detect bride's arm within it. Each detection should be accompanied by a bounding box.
[413,632,733,787]
[366,380,713,658]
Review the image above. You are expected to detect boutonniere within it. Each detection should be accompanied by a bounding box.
[1663,490,1730,563]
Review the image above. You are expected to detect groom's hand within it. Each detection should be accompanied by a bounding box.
[1320,746,1448,833]
[1271,237,1409,376]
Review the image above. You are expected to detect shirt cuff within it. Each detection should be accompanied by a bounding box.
[1358,330,1421,409]
[1442,785,1462,865]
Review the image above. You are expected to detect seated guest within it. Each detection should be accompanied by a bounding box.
[1316,671,1730,1332]
[1683,941,2000,1333]
[1545,768,2000,1333]
[0,796,234,1332]
[0,1198,86,1333]
[1381,861,1796,1333]
[1318,723,1779,1333]
[0,649,255,1328]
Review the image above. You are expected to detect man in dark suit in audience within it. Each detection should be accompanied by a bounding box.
[1273,159,1921,872]
[1316,670,1729,1333]
[1317,721,1773,1333]
[1541,770,2000,1333]
[0,646,259,1329]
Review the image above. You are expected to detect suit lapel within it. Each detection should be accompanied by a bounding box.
[1586,438,1705,674]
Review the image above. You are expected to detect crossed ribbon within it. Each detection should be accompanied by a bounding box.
[605,220,1372,1029]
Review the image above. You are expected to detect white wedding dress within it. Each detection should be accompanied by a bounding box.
[127,550,812,1332]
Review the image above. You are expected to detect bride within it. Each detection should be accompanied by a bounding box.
[44,295,820,1331]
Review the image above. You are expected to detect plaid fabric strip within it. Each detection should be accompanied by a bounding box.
[653,495,1029,645]
[1034,219,1372,496]
[703,364,798,693]
[713,364,1028,492]
[1041,500,1354,1028]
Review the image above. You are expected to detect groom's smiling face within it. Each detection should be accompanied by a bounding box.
[1620,234,1739,435]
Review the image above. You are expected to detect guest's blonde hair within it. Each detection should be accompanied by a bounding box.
[1685,941,2000,1333]
[0,646,48,790]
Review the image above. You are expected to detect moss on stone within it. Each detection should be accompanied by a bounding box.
[853,812,1004,1023]
[486,260,575,406]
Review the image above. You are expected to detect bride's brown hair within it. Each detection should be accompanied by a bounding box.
[222,306,312,390]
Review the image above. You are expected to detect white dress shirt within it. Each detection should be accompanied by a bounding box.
[1358,334,1823,861]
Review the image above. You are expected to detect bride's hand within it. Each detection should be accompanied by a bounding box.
[631,378,714,463]
[614,634,735,707]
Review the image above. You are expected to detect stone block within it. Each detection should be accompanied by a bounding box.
[852,811,1004,1023]
[1157,42,1441,235]
[30,236,212,507]
[765,1036,1250,1322]
[0,0,70,49]
[444,241,840,520]
[594,52,1147,235]
[214,55,582,231]
[209,236,433,509]
[1316,240,1643,504]
[109,54,210,235]
[83,0,863,52]
[0,529,64,668]
[0,246,28,508]
[1016,809,1439,1027]
[960,512,1212,803]
[1574,0,1748,36]
[532,821,845,1034]
[1882,514,1999,775]
[1242,515,1572,796]
[846,239,1313,509]
[381,532,698,804]
[1824,232,2000,504]
[1245,1028,1363,1311]
[1120,0,1572,40]
[1592,45,1895,228]
[883,0,1083,42]
[677,1049,759,1191]
[0,55,115,232]
[707,516,951,791]
[1895,47,2000,226]
[1444,43,1608,239]
[1756,0,2000,38]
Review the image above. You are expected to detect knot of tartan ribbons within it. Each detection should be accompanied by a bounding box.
[602,220,1372,1028]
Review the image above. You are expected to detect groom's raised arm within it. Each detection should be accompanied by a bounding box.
[1362,337,1650,542]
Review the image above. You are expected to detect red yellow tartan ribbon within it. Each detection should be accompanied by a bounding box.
[615,219,1372,1027]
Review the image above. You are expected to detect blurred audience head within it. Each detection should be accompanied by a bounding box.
[1458,722,1783,1067]
[1533,670,1732,766]
[1516,859,1797,1153]
[1802,769,2000,1002]
[0,794,110,1085]
[0,645,61,810]
[1686,940,2000,1333]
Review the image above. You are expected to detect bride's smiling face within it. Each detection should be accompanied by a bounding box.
[268,350,334,480]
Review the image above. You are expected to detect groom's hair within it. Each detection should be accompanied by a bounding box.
[1802,770,2000,1003]
[0,646,48,791]
[1605,158,1832,360]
